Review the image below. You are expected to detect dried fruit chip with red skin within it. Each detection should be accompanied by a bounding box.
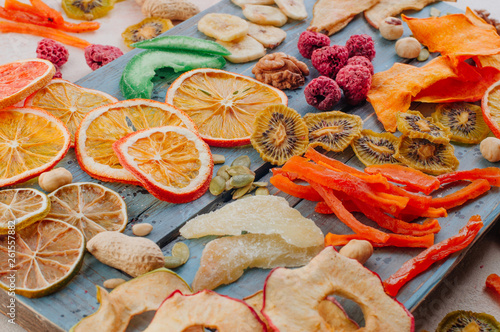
[143,290,266,332]
[262,246,415,332]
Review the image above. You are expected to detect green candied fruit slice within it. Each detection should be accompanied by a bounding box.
[131,36,232,56]
[120,50,226,99]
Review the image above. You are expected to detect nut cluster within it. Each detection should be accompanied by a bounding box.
[252,52,310,90]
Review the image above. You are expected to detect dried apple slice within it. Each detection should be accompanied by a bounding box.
[262,246,415,332]
[180,195,324,248]
[192,233,323,291]
[143,290,266,331]
[70,268,192,332]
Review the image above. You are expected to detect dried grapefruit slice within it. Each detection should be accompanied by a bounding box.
[75,99,198,184]
[0,218,85,298]
[46,183,127,241]
[24,79,118,146]
[166,68,288,147]
[0,58,55,109]
[113,126,213,203]
[0,107,71,187]
[0,188,50,234]
[482,79,500,138]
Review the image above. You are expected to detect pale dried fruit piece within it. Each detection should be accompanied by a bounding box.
[198,13,249,42]
[180,195,324,248]
[274,0,307,20]
[103,278,126,289]
[0,218,85,298]
[247,22,287,49]
[192,233,323,291]
[232,0,275,7]
[216,35,266,64]
[242,4,288,27]
[143,290,266,331]
[262,246,415,331]
[304,111,363,152]
[352,129,402,166]
[397,110,451,144]
[0,189,50,234]
[70,268,192,332]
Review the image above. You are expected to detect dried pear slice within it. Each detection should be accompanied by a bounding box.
[180,195,324,248]
[351,129,401,166]
[397,110,452,144]
[394,137,459,175]
[436,310,500,332]
[70,268,192,332]
[262,247,415,331]
[432,103,490,144]
[304,111,363,152]
[251,104,309,166]
[192,233,323,291]
[198,13,249,42]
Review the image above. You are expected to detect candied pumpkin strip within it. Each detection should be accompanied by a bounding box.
[486,274,500,297]
[437,167,500,186]
[0,21,91,48]
[383,215,483,297]
[325,232,435,248]
[430,179,491,210]
[364,164,440,195]
[305,147,366,177]
[310,182,390,244]
[29,0,64,25]
[270,174,323,201]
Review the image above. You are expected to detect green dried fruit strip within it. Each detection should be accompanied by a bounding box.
[132,35,231,56]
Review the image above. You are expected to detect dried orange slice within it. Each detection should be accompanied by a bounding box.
[0,218,85,298]
[75,99,198,184]
[166,68,287,147]
[0,107,71,187]
[482,79,500,138]
[0,58,55,109]
[0,188,50,234]
[46,182,127,241]
[24,79,118,146]
[113,126,213,203]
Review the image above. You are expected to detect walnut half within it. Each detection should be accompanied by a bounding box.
[252,52,309,90]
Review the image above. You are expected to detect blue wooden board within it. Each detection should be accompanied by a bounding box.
[1,0,498,331]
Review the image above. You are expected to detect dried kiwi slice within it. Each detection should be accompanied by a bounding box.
[397,110,451,144]
[303,111,363,152]
[62,0,114,20]
[432,103,490,144]
[436,310,500,332]
[122,18,174,48]
[251,104,308,166]
[351,129,401,166]
[394,137,459,175]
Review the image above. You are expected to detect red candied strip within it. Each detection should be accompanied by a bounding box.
[325,232,435,248]
[430,179,491,210]
[437,167,500,186]
[383,215,483,296]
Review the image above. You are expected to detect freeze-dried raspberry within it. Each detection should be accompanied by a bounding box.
[311,45,349,79]
[85,44,123,71]
[346,56,374,75]
[345,34,376,61]
[53,66,62,79]
[36,38,69,67]
[304,76,342,111]
[336,65,372,105]
[297,31,330,59]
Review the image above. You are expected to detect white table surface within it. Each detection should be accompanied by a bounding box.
[1,0,500,331]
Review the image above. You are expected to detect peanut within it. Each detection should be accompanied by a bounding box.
[339,239,374,264]
[38,168,72,192]
[132,223,153,237]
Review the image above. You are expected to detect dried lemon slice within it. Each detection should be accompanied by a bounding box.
[0,188,50,234]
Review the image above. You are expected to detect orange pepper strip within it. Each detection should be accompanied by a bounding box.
[364,164,440,195]
[0,21,91,49]
[270,174,323,201]
[430,179,491,210]
[383,215,483,297]
[282,156,409,215]
[437,168,500,187]
[4,0,35,14]
[325,232,434,248]
[486,274,500,297]
[305,147,366,177]
[310,181,390,244]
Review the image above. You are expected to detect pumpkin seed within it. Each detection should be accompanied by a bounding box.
[239,194,253,199]
[172,242,190,264]
[217,165,231,181]
[232,183,254,199]
[417,48,430,62]
[231,155,251,168]
[209,176,226,196]
[253,181,268,187]
[225,179,233,191]
[227,165,254,176]
[212,154,226,164]
[229,174,255,188]
[430,7,440,17]
[164,256,184,269]
[255,187,270,195]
